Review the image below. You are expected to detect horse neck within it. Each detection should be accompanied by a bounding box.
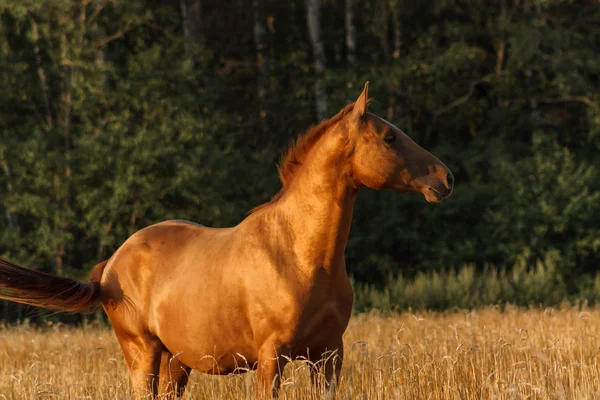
[277,130,357,277]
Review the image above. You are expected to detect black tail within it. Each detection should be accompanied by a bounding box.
[0,259,106,313]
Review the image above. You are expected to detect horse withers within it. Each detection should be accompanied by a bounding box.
[0,82,453,399]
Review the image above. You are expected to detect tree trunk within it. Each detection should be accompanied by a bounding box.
[305,0,327,120]
[391,0,401,61]
[53,26,75,277]
[387,0,402,121]
[379,1,390,61]
[345,0,356,65]
[253,0,270,133]
[2,163,16,229]
[180,0,202,64]
[30,18,52,132]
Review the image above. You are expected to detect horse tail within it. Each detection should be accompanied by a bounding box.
[0,259,108,313]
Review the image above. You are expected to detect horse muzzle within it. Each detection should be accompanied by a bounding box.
[422,172,454,203]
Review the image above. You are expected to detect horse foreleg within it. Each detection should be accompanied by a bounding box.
[158,351,191,399]
[256,344,288,399]
[310,342,344,400]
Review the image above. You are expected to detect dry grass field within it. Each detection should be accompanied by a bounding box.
[1,305,600,399]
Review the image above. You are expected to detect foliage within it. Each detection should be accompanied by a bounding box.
[353,255,600,312]
[0,0,599,319]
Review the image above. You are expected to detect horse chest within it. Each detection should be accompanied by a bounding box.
[283,301,349,359]
[277,283,353,356]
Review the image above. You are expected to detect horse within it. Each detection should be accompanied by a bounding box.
[0,82,453,399]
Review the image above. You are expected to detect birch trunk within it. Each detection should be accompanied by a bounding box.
[180,0,202,64]
[388,0,402,121]
[2,163,16,229]
[345,0,356,65]
[30,19,52,132]
[253,0,270,133]
[305,0,327,119]
[391,0,401,61]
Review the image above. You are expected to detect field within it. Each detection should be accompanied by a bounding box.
[1,306,600,399]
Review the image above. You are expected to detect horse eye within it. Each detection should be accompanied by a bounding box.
[384,134,395,144]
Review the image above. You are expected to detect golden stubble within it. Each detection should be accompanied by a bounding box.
[1,305,599,399]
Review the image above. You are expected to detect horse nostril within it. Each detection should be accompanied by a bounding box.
[446,172,454,189]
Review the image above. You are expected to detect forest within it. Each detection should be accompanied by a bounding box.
[0,0,599,319]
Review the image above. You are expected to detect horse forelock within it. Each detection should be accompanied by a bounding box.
[249,102,356,214]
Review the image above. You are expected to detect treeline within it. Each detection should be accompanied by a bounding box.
[0,0,599,320]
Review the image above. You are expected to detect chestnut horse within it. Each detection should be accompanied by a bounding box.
[0,83,453,399]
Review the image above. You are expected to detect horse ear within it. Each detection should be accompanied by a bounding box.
[352,81,369,119]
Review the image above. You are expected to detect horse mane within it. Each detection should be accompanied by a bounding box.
[250,102,356,214]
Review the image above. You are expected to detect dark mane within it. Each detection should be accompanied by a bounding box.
[250,102,356,214]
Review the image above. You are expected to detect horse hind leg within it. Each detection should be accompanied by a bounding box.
[158,351,192,399]
[113,330,163,399]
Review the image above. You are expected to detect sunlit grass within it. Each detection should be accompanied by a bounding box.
[2,305,600,399]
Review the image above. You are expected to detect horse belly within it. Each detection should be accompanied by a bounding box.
[151,279,258,375]
[157,314,259,374]
[167,339,258,375]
